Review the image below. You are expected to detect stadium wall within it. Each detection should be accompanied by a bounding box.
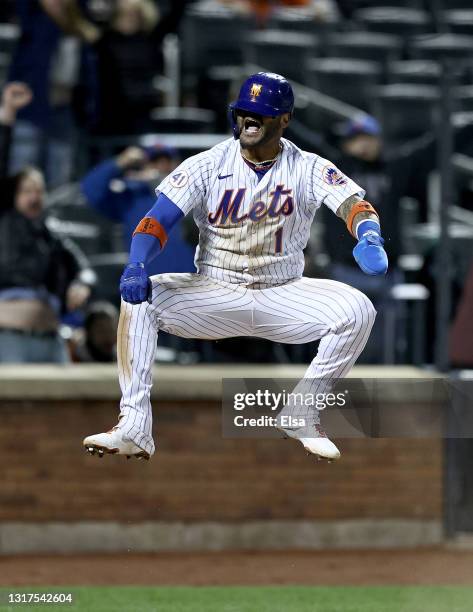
[0,365,443,554]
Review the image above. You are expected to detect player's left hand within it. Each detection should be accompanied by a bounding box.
[353,231,388,276]
[120,263,151,304]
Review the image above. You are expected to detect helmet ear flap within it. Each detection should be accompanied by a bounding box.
[228,103,240,140]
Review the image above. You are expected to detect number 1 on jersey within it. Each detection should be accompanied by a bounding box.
[274,227,283,254]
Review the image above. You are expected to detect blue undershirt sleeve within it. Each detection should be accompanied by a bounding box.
[128,193,184,267]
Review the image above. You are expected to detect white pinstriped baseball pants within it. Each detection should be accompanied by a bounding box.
[117,273,376,455]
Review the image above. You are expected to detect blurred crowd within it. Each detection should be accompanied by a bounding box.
[0,0,472,367]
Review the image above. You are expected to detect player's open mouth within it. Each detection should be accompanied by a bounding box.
[243,117,262,136]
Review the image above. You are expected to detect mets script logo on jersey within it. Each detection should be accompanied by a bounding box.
[250,83,262,99]
[208,184,294,226]
[323,165,348,187]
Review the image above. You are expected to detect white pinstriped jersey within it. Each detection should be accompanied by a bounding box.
[156,137,365,288]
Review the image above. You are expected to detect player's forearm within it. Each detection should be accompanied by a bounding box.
[339,195,388,275]
[129,193,184,267]
[336,194,380,239]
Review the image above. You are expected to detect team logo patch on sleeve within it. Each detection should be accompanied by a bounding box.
[322,165,348,187]
[169,170,189,188]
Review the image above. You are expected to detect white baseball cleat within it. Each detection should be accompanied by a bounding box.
[279,424,341,462]
[299,436,341,461]
[83,427,150,460]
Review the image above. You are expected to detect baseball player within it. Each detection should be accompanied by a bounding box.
[83,72,387,462]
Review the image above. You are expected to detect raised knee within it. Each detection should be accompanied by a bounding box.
[337,290,376,334]
[362,291,376,318]
[354,291,377,329]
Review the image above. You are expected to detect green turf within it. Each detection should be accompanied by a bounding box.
[2,586,473,612]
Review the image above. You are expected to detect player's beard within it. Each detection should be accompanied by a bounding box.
[238,115,283,150]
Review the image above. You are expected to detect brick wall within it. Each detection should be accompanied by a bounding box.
[0,398,442,523]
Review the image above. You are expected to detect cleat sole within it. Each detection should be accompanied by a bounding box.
[84,443,150,460]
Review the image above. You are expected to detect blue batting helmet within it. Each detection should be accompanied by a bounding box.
[229,72,295,139]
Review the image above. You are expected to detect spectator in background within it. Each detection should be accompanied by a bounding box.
[80,144,196,275]
[0,82,33,178]
[70,301,118,362]
[323,114,473,363]
[7,0,99,187]
[323,115,432,271]
[84,0,188,135]
[322,116,406,362]
[0,166,94,363]
[321,113,473,361]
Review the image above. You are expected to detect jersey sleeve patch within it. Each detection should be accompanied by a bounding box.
[169,170,189,188]
[322,165,348,187]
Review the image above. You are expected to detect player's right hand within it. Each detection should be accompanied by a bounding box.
[119,263,151,304]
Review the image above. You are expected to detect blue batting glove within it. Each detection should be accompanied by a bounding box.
[119,263,151,304]
[353,230,388,276]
